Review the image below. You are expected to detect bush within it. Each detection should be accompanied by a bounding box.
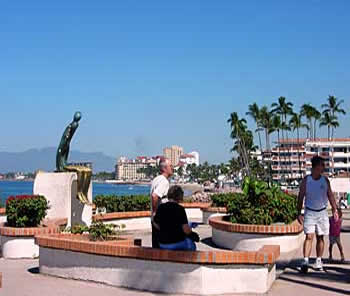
[210,193,243,207]
[226,177,298,225]
[6,195,49,227]
[94,195,150,213]
[66,221,126,241]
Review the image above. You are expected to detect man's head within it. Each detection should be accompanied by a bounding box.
[159,158,173,177]
[167,185,184,202]
[311,156,325,176]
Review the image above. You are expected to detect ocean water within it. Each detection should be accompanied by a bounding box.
[0,181,151,205]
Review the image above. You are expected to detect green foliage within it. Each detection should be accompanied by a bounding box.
[66,221,126,241]
[210,193,243,208]
[68,224,89,234]
[137,165,160,179]
[225,177,298,225]
[6,195,49,227]
[94,195,150,213]
[93,171,115,180]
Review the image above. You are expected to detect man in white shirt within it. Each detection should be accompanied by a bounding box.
[150,158,173,248]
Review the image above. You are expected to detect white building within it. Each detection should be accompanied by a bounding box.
[179,151,200,166]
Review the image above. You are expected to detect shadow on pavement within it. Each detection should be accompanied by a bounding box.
[278,275,350,295]
[28,267,40,274]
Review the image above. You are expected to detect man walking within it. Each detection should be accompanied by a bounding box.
[150,158,173,248]
[297,156,338,272]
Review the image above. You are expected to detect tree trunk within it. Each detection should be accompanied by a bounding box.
[297,127,301,179]
[313,119,317,140]
[258,131,262,152]
[277,130,280,183]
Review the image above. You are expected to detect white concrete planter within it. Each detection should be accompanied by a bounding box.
[93,204,209,230]
[202,207,227,224]
[210,216,304,253]
[1,236,38,259]
[0,221,64,259]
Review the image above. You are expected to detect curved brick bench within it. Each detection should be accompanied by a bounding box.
[0,218,67,259]
[201,206,227,224]
[210,216,304,253]
[92,203,211,230]
[36,233,280,295]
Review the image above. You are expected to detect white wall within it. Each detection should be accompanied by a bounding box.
[39,247,275,295]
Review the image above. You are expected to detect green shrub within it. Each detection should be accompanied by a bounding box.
[94,195,150,213]
[226,177,298,225]
[66,221,126,241]
[210,193,243,207]
[6,195,49,227]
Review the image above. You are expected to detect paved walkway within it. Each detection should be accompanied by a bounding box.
[1,216,349,295]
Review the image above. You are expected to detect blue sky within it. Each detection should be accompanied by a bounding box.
[1,1,349,164]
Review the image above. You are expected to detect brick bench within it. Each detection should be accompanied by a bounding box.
[36,233,279,295]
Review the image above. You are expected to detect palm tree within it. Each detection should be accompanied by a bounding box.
[259,106,274,151]
[321,95,346,139]
[272,115,282,180]
[290,113,308,179]
[227,112,250,174]
[271,97,294,182]
[320,111,339,176]
[312,109,321,139]
[246,103,263,152]
[320,112,339,140]
[300,104,314,139]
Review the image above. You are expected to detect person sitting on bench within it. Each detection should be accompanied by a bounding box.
[153,185,199,251]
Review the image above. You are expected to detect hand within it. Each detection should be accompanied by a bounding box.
[297,215,304,225]
[189,222,199,229]
[333,209,339,221]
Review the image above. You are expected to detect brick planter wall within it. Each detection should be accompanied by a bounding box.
[0,218,67,259]
[209,216,303,234]
[210,216,304,253]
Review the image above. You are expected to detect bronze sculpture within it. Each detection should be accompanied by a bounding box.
[56,112,92,204]
[56,112,82,172]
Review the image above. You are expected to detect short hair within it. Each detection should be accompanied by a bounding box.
[311,156,325,168]
[167,185,184,201]
[159,158,170,172]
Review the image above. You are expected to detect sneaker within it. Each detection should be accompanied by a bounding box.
[314,258,323,271]
[301,262,309,274]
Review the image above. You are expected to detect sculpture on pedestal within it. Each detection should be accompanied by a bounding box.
[56,112,92,204]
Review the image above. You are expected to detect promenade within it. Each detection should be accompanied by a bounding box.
[1,213,349,296]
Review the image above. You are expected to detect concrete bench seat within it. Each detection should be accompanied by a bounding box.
[36,233,279,295]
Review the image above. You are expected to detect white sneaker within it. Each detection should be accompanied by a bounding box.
[314,258,323,271]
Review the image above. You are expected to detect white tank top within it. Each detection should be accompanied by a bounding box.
[305,175,328,210]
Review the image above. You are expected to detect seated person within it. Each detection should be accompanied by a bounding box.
[153,185,199,251]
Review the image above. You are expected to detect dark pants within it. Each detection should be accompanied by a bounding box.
[152,224,160,248]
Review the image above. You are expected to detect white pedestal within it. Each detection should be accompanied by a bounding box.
[33,172,92,227]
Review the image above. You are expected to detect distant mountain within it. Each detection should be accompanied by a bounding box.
[0,147,116,173]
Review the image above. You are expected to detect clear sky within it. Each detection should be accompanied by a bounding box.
[1,1,349,164]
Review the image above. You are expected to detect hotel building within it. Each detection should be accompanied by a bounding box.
[115,156,158,181]
[270,138,350,182]
[163,145,184,166]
